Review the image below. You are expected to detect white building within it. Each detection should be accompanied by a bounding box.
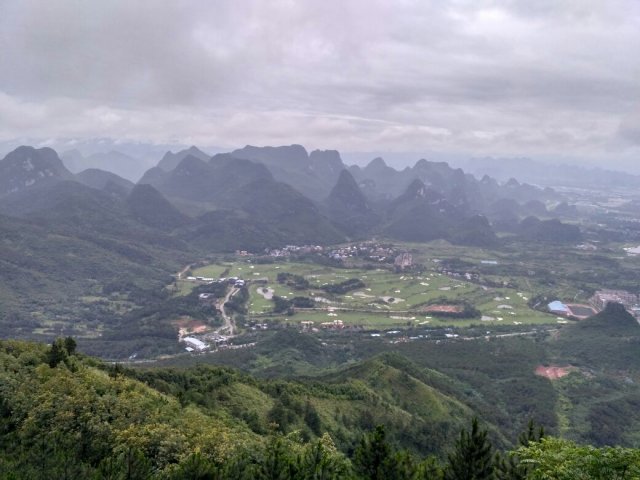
[183,337,209,351]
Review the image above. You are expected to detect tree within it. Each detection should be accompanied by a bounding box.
[298,434,352,480]
[417,456,444,480]
[273,296,293,315]
[257,435,297,480]
[64,336,77,356]
[48,338,68,368]
[516,437,640,480]
[495,420,544,480]
[167,452,220,479]
[353,425,394,480]
[304,401,322,436]
[444,418,494,480]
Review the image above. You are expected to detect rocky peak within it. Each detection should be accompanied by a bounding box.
[0,146,73,196]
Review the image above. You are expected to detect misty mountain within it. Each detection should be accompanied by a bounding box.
[0,177,190,254]
[229,144,347,201]
[138,152,344,249]
[553,201,580,218]
[61,149,151,182]
[126,184,192,231]
[0,146,74,197]
[184,174,344,252]
[383,179,497,246]
[517,216,582,243]
[157,146,210,172]
[76,168,135,193]
[350,156,561,221]
[460,157,640,189]
[324,169,380,237]
[140,154,273,205]
[1,144,577,251]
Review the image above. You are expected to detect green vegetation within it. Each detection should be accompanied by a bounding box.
[277,272,311,290]
[189,256,561,329]
[321,278,367,294]
[2,338,639,479]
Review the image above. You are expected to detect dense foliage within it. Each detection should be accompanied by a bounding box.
[2,339,640,479]
[321,278,366,294]
[277,272,311,290]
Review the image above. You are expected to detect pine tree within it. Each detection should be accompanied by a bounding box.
[168,452,220,479]
[353,425,395,480]
[298,433,352,480]
[444,418,495,480]
[257,435,297,480]
[495,420,544,480]
[63,336,77,356]
[47,339,68,368]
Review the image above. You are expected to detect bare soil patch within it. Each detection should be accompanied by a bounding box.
[421,304,463,314]
[535,365,574,380]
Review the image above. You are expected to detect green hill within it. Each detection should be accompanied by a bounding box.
[0,339,486,465]
[3,339,640,479]
[554,302,640,371]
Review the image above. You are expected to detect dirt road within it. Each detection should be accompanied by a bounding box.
[216,287,239,336]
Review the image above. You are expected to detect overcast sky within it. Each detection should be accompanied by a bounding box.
[0,0,639,166]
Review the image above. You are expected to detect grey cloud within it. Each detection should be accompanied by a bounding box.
[0,0,639,162]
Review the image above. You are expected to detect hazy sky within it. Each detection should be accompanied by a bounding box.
[1,0,639,164]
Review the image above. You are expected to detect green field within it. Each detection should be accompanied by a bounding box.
[187,256,560,329]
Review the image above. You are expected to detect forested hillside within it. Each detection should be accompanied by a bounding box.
[2,339,639,479]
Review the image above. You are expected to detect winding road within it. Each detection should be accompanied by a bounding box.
[216,286,239,336]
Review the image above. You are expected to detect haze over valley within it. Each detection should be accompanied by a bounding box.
[1,1,640,478]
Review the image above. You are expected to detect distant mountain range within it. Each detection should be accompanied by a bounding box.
[61,149,154,183]
[457,157,640,189]
[156,146,210,172]
[0,144,579,251]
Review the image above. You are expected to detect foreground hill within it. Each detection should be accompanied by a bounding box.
[2,339,638,479]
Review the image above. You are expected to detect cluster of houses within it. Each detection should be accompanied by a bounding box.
[299,319,345,331]
[590,289,640,318]
[326,242,399,262]
[188,276,246,288]
[438,269,480,282]
[264,242,401,264]
[266,244,324,257]
[394,252,413,269]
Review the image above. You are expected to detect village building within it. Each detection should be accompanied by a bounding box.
[548,300,570,315]
[394,252,413,269]
[183,336,209,352]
